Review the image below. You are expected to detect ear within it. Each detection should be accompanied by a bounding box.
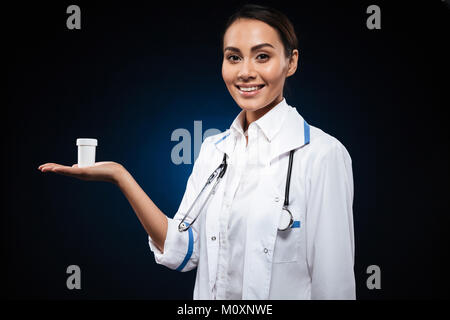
[286,49,299,78]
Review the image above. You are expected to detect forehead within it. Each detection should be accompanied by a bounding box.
[223,18,282,49]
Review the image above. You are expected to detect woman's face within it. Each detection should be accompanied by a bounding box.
[222,18,297,112]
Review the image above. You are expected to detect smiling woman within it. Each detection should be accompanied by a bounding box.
[221,9,299,133]
[146,4,355,300]
[39,3,355,300]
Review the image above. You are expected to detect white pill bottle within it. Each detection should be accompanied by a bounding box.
[76,138,97,168]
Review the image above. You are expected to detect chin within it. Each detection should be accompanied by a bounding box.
[235,97,267,111]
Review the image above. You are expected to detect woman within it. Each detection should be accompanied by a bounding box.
[39,4,355,300]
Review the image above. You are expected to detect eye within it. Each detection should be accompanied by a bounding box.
[257,53,269,61]
[227,55,241,63]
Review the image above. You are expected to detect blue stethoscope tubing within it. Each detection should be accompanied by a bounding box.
[178,149,296,232]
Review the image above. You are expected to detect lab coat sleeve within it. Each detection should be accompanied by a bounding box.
[147,141,207,272]
[306,139,355,299]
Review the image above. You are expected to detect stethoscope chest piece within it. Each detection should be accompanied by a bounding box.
[278,206,294,231]
[178,222,189,232]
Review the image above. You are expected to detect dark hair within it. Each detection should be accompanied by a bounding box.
[222,3,299,58]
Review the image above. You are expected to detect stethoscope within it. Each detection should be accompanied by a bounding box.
[178,150,296,232]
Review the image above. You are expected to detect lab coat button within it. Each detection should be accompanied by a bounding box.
[274,197,280,202]
[211,236,216,241]
[263,248,268,254]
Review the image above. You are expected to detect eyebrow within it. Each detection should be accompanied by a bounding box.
[223,43,275,53]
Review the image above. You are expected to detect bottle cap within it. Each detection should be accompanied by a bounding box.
[76,138,98,146]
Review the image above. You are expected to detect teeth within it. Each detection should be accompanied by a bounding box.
[239,86,261,92]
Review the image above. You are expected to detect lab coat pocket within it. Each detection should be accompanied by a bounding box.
[273,227,300,263]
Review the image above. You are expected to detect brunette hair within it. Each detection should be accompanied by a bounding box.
[222,3,299,58]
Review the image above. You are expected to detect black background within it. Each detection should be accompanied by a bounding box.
[3,0,449,300]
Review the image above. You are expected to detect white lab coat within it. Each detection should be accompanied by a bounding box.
[148,102,355,300]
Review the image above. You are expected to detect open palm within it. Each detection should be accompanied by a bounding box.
[38,161,124,184]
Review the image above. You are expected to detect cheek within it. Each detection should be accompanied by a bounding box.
[260,62,286,85]
[222,63,233,86]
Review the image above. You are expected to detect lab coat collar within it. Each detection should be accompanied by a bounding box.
[268,104,310,164]
[253,98,289,143]
[229,109,246,138]
[213,99,309,163]
[229,98,289,143]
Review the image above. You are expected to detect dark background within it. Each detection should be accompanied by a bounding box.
[3,0,449,300]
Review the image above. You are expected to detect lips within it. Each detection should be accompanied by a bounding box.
[236,84,265,90]
[235,84,265,96]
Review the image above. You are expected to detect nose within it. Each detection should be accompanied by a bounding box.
[237,59,256,81]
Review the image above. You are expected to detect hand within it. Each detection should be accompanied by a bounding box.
[38,161,126,185]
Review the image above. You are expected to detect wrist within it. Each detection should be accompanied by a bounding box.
[113,164,130,186]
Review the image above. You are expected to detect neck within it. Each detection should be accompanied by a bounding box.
[243,95,283,132]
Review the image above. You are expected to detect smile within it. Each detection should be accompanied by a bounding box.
[235,84,265,96]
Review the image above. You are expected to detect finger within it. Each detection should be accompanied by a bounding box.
[42,164,70,173]
[72,164,79,168]
[38,163,58,170]
[41,165,59,172]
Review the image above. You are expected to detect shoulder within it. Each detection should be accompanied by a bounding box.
[289,104,350,163]
[195,129,231,162]
[201,129,231,150]
[306,124,352,166]
[203,129,231,145]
